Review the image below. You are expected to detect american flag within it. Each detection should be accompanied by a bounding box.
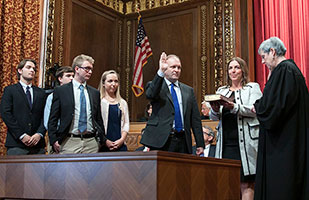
[132,16,153,97]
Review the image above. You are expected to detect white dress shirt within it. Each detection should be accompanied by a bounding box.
[203,144,211,157]
[69,79,94,134]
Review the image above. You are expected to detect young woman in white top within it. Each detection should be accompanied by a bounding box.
[98,70,129,151]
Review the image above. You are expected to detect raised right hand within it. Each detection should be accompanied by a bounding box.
[159,52,168,72]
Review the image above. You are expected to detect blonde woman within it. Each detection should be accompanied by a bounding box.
[98,70,129,151]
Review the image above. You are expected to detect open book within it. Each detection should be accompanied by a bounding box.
[204,94,233,104]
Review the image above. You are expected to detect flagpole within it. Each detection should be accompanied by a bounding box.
[132,10,153,97]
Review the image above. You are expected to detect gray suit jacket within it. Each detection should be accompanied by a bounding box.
[210,82,262,176]
[140,74,204,153]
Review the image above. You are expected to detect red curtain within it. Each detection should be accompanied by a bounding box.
[254,0,309,90]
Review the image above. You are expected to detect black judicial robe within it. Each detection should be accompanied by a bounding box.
[254,59,309,200]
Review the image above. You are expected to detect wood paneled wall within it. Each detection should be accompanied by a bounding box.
[47,0,254,121]
[70,0,123,88]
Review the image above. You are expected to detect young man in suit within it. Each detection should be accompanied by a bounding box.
[140,52,204,155]
[48,54,110,154]
[43,66,74,130]
[193,125,216,157]
[43,66,74,154]
[0,59,46,155]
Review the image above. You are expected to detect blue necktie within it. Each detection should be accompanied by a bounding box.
[26,86,32,109]
[170,83,183,132]
[78,85,87,133]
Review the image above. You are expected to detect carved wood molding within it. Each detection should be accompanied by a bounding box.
[44,0,56,88]
[126,133,143,151]
[224,0,234,78]
[214,0,234,89]
[125,20,132,103]
[200,4,207,98]
[96,0,124,13]
[118,19,124,101]
[118,20,123,67]
[126,0,189,14]
[95,0,194,14]
[58,0,65,66]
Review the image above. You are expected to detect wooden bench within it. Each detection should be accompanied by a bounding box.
[126,120,219,151]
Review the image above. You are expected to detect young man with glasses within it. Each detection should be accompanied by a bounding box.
[48,54,110,154]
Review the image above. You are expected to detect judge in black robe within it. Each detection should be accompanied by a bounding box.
[254,37,309,200]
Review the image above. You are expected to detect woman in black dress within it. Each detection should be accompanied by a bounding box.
[209,57,262,200]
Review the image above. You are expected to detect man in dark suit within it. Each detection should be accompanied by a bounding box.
[48,54,111,154]
[0,59,46,155]
[140,52,204,155]
[192,125,216,157]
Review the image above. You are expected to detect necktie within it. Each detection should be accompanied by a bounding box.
[78,85,87,133]
[170,83,183,132]
[26,86,32,109]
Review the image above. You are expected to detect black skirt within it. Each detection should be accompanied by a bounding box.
[222,106,255,182]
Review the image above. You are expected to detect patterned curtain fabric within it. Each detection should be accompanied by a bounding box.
[254,0,309,90]
[0,0,41,155]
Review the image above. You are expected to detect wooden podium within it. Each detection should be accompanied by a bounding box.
[0,151,240,199]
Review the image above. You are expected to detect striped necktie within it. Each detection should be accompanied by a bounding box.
[78,85,87,133]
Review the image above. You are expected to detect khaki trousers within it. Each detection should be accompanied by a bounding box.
[60,135,99,154]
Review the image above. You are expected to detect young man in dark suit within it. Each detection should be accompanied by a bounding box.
[48,54,111,154]
[0,59,46,155]
[140,52,204,155]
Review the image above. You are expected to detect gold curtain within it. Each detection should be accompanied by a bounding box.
[0,0,41,155]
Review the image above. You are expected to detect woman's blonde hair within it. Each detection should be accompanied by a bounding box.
[226,57,249,87]
[98,70,122,102]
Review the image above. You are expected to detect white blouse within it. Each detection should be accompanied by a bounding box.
[100,98,130,135]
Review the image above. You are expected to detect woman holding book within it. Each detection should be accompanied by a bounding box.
[98,70,129,151]
[209,57,262,200]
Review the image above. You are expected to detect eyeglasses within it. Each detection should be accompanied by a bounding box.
[204,132,214,137]
[79,66,93,72]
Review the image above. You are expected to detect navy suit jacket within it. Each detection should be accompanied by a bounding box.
[140,74,204,154]
[0,83,46,148]
[48,82,106,145]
